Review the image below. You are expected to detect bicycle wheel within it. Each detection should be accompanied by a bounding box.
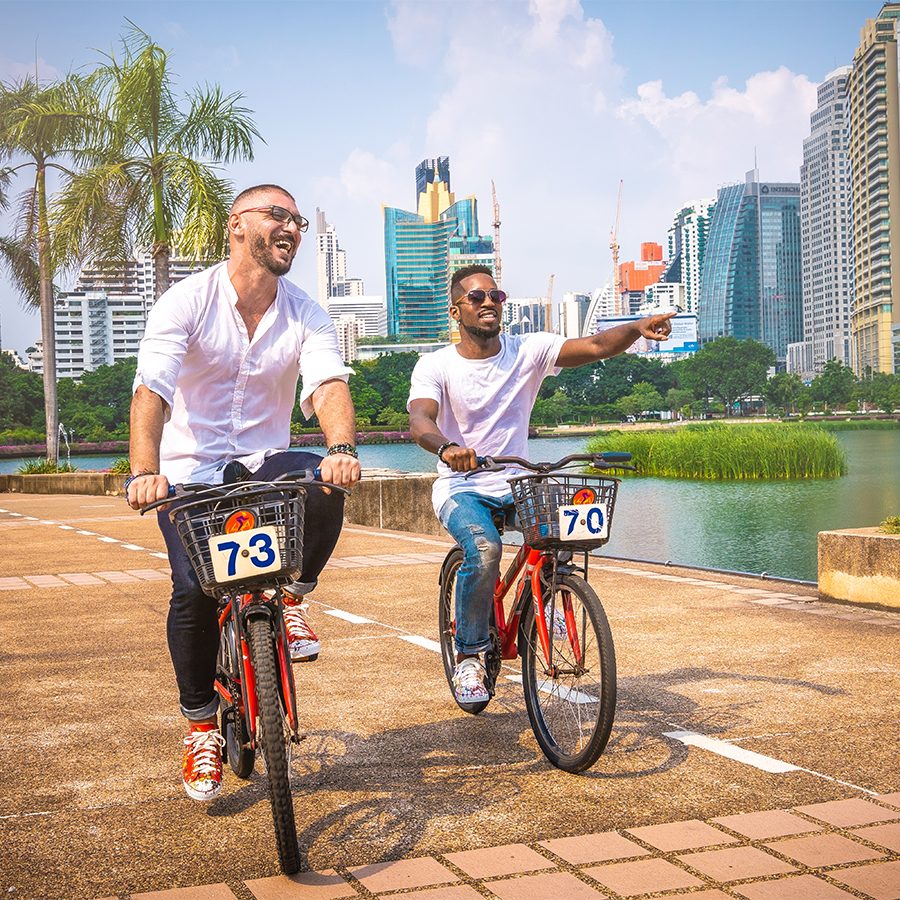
[247,616,301,874]
[218,619,255,778]
[520,573,616,773]
[438,548,491,715]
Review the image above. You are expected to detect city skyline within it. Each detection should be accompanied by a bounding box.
[0,0,879,356]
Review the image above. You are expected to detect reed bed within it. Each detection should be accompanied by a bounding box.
[586,423,847,480]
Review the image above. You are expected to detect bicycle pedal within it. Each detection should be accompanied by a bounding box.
[291,732,307,744]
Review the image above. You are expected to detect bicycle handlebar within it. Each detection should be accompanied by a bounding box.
[467,451,635,476]
[138,468,347,515]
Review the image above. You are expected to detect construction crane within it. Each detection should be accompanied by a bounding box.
[545,273,555,332]
[610,179,623,316]
[491,179,502,288]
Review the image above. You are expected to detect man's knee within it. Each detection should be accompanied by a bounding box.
[463,523,502,570]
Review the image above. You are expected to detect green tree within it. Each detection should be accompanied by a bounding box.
[764,373,804,415]
[678,337,775,415]
[810,359,856,412]
[858,372,900,414]
[531,389,573,425]
[55,25,260,299]
[617,382,664,418]
[665,387,694,414]
[0,74,97,462]
[0,353,44,431]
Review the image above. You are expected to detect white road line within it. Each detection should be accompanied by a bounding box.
[505,674,598,705]
[663,728,880,794]
[98,536,119,543]
[663,729,801,774]
[322,608,375,625]
[399,635,442,653]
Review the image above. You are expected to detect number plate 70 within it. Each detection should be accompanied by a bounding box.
[557,503,609,541]
[209,526,281,583]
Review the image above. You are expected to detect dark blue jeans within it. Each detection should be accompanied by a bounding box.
[157,451,345,719]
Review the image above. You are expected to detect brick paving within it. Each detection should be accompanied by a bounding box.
[117,798,900,899]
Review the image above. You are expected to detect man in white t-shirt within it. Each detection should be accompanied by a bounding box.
[127,184,361,801]
[408,265,674,704]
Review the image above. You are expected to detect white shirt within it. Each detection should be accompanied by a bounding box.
[134,262,352,484]
[407,332,565,515]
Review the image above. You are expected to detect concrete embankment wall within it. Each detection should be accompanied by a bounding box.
[818,528,900,611]
[0,471,443,537]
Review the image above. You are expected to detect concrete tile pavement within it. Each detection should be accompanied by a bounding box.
[0,494,898,899]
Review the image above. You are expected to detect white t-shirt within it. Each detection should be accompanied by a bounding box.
[134,262,352,484]
[407,332,566,515]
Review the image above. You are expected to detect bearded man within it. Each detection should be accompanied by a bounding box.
[127,184,360,800]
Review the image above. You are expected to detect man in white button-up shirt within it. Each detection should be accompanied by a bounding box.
[126,183,360,801]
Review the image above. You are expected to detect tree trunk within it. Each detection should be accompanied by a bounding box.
[153,242,170,300]
[36,163,58,465]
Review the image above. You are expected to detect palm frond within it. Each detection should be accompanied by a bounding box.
[166,155,232,261]
[0,235,41,307]
[178,85,261,162]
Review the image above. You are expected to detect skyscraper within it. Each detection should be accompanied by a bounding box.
[667,199,716,314]
[847,3,900,374]
[383,158,493,340]
[699,170,802,363]
[798,67,853,378]
[315,210,346,306]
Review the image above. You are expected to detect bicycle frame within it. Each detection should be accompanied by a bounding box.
[490,541,586,671]
[214,591,300,746]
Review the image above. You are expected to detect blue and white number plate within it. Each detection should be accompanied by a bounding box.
[209,526,281,583]
[557,503,609,542]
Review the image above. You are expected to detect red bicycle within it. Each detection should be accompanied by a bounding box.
[438,452,632,773]
[143,471,345,874]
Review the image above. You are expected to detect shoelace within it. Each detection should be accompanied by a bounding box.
[283,601,315,639]
[455,659,485,688]
[184,729,225,778]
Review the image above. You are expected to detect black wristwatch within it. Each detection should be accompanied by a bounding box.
[436,441,459,463]
[123,471,158,496]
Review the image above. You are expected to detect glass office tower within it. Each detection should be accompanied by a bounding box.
[384,159,493,340]
[699,170,802,363]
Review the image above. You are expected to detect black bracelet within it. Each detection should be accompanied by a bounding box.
[436,441,459,463]
[326,443,358,459]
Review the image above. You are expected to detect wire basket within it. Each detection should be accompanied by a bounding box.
[169,483,306,597]
[508,472,619,551]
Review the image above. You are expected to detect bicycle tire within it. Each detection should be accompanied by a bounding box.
[247,616,301,874]
[438,548,490,715]
[520,573,616,773]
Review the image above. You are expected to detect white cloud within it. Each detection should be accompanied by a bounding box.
[617,67,818,198]
[0,55,61,82]
[306,3,820,310]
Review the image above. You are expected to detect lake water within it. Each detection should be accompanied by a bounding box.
[2,431,897,582]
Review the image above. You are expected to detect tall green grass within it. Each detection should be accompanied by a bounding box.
[800,418,899,431]
[586,423,847,480]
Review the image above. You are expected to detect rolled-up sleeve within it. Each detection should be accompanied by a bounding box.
[297,306,354,419]
[133,288,193,414]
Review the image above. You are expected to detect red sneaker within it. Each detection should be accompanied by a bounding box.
[283,597,320,662]
[182,724,225,801]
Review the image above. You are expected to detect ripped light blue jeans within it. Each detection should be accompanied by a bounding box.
[438,491,515,656]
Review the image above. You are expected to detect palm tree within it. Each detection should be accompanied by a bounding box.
[0,75,96,464]
[55,25,261,300]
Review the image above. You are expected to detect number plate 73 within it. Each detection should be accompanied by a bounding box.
[209,526,281,582]
[557,503,609,541]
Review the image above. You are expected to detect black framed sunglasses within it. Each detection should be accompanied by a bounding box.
[235,205,310,232]
[462,289,507,305]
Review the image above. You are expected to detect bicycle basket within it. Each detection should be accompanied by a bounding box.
[508,472,619,551]
[169,483,306,597]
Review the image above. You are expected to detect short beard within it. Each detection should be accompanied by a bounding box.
[463,320,501,340]
[250,232,292,276]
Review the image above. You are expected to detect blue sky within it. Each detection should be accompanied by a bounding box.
[0,0,878,356]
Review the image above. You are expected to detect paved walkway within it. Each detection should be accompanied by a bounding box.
[0,494,897,899]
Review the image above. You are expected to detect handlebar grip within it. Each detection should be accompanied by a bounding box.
[314,466,321,480]
[601,452,633,462]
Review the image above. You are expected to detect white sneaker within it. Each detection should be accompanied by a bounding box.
[283,598,320,662]
[544,602,568,639]
[452,657,490,704]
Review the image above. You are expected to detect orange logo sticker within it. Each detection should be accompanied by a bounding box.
[571,487,597,505]
[225,510,256,532]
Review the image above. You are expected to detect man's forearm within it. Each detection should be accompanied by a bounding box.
[312,379,356,447]
[588,322,643,359]
[129,385,167,474]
